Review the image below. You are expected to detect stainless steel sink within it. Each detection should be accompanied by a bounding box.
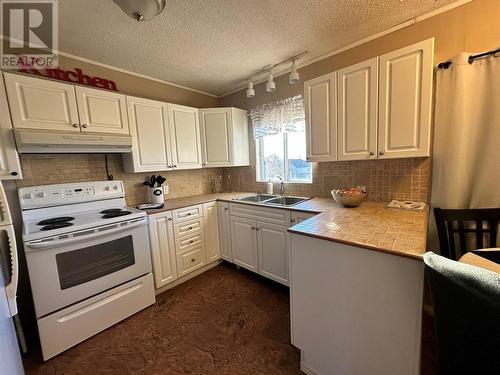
[235,194,278,203]
[263,196,310,207]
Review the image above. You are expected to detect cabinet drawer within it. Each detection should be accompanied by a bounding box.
[175,232,204,253]
[229,203,291,226]
[173,217,203,238]
[173,204,203,223]
[176,246,206,277]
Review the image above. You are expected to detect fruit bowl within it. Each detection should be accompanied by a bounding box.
[331,187,367,207]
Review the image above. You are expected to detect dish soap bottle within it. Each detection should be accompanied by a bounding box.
[266,179,273,195]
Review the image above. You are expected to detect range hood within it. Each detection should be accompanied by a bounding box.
[14,129,133,154]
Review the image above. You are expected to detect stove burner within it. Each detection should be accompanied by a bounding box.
[40,222,74,231]
[37,216,75,226]
[100,208,124,214]
[101,211,132,219]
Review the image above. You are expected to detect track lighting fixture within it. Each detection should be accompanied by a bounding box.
[243,51,307,98]
[289,59,299,84]
[246,81,255,98]
[266,72,276,92]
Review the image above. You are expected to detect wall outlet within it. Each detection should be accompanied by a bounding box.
[163,185,169,195]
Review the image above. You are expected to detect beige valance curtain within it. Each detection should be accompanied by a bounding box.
[428,52,500,250]
[249,95,305,139]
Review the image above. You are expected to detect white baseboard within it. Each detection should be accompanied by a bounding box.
[154,259,222,295]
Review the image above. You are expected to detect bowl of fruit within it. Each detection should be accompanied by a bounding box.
[331,187,367,207]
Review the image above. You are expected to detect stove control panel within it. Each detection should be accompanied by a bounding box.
[19,181,125,209]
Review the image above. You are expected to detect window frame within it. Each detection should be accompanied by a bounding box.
[255,131,312,184]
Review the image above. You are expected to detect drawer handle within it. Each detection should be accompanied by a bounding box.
[256,227,260,231]
[189,240,194,244]
[187,213,192,216]
[291,218,296,223]
[188,226,193,230]
[191,258,195,263]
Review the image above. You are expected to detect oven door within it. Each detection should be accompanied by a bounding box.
[24,217,151,318]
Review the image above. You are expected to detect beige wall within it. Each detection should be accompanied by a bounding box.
[220,0,499,202]
[58,55,219,108]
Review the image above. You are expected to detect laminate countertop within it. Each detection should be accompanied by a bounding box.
[142,193,428,260]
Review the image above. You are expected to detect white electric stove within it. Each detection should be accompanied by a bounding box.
[19,181,155,360]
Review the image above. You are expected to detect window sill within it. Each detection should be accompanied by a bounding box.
[256,180,312,184]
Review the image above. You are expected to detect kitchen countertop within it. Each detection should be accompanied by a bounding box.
[143,192,428,260]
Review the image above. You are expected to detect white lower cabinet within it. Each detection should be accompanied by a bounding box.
[218,202,232,262]
[257,222,290,285]
[230,216,259,272]
[203,202,221,263]
[229,204,291,286]
[148,211,177,289]
[176,245,206,277]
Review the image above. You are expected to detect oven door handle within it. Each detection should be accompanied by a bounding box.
[24,217,147,251]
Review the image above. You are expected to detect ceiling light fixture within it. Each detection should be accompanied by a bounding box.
[114,0,166,22]
[266,72,276,92]
[289,59,299,84]
[246,81,255,98]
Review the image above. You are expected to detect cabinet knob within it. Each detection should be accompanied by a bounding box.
[224,207,229,211]
[369,151,375,156]
[187,213,192,216]
[72,123,79,128]
[188,226,193,230]
[82,124,88,128]
[379,151,385,156]
[10,171,18,176]
[251,226,255,230]
[168,217,172,221]
[191,258,195,263]
[290,218,296,223]
[256,227,260,231]
[202,163,206,166]
[173,165,177,168]
[189,240,194,244]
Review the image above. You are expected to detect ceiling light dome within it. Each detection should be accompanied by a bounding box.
[114,0,166,22]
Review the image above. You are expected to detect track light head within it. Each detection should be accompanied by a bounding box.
[289,60,299,84]
[246,81,255,98]
[266,72,276,92]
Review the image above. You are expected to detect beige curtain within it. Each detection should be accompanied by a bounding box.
[428,52,500,251]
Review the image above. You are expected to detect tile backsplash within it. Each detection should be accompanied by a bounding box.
[16,154,430,206]
[16,154,223,206]
[223,157,430,203]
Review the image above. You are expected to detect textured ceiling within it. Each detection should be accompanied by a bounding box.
[59,0,457,96]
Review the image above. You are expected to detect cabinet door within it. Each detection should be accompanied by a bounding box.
[148,212,177,289]
[378,38,434,159]
[230,216,258,272]
[0,76,22,179]
[337,58,378,161]
[75,86,129,135]
[257,222,289,285]
[124,96,171,172]
[4,73,80,132]
[203,202,221,263]
[218,202,232,262]
[199,108,232,167]
[304,72,337,162]
[167,104,202,170]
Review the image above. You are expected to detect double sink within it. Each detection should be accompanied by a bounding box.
[234,194,310,207]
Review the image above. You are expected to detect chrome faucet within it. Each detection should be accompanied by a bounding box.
[275,176,285,196]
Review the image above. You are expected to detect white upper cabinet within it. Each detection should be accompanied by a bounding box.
[123,96,171,172]
[337,57,379,161]
[167,104,202,170]
[199,107,249,168]
[4,72,80,132]
[304,72,337,162]
[75,86,129,135]
[0,76,22,179]
[378,38,434,158]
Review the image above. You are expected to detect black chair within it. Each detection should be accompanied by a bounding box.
[433,207,500,260]
[423,252,500,375]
